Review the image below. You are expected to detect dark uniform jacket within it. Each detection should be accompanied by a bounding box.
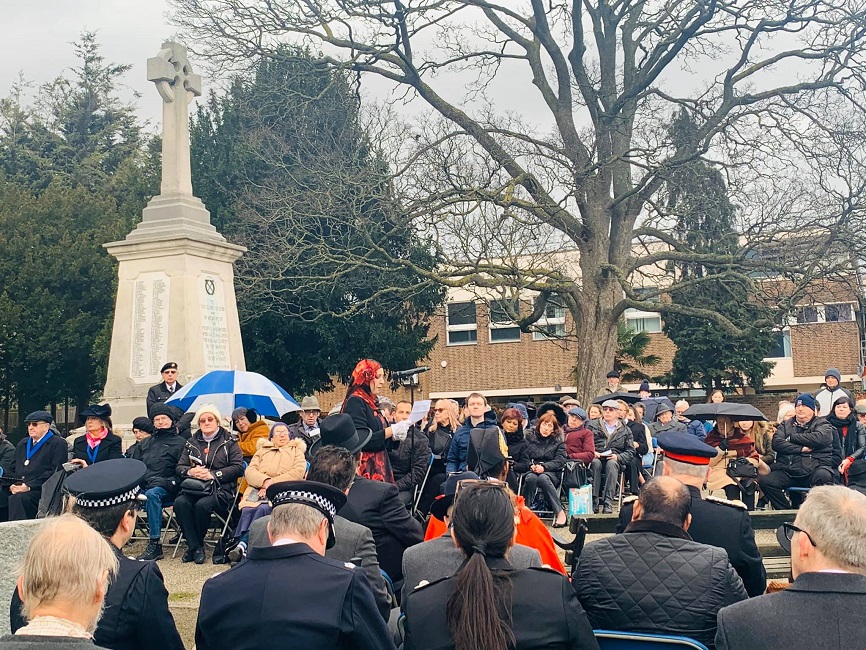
[195,542,396,650]
[587,419,635,465]
[339,476,423,584]
[404,558,599,650]
[716,572,866,650]
[11,433,68,489]
[618,485,766,597]
[133,429,186,494]
[574,519,748,648]
[145,381,182,412]
[772,415,834,477]
[71,434,123,465]
[11,546,183,650]
[176,428,244,500]
[388,427,430,494]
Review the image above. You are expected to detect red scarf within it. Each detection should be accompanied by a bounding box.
[86,427,108,449]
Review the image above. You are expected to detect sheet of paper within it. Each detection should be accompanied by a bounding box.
[599,449,614,457]
[408,400,432,424]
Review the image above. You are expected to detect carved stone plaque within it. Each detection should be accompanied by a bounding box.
[129,272,170,383]
[200,274,231,372]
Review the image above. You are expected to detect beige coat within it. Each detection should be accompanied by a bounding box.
[240,438,307,508]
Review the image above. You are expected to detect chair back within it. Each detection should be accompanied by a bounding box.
[594,630,710,650]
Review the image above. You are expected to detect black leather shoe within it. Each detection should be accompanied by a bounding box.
[137,540,164,562]
[181,547,196,563]
[194,547,206,564]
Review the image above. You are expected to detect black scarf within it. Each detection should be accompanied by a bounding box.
[828,410,856,433]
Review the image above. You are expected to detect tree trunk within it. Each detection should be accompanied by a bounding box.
[572,271,622,405]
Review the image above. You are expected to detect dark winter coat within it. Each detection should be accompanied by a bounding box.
[771,416,835,477]
[388,426,431,494]
[424,423,453,460]
[176,428,244,498]
[574,519,748,648]
[564,425,595,465]
[826,413,866,466]
[71,433,124,465]
[445,410,498,474]
[505,427,531,474]
[0,439,15,510]
[628,420,650,455]
[587,419,635,465]
[342,394,388,453]
[524,430,567,473]
[135,428,187,494]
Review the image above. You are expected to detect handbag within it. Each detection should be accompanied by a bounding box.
[563,460,588,489]
[726,457,758,479]
[180,477,215,496]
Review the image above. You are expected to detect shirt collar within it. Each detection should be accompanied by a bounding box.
[16,616,92,639]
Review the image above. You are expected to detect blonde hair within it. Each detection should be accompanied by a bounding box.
[435,399,460,431]
[18,514,118,621]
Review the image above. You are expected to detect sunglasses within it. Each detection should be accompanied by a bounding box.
[434,408,446,413]
[455,478,507,499]
[782,522,818,548]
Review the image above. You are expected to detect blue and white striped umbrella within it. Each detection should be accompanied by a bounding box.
[165,370,301,418]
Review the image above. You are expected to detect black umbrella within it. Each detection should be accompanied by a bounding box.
[641,396,675,423]
[591,392,643,405]
[682,402,767,422]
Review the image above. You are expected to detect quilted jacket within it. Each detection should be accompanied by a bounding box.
[573,519,748,648]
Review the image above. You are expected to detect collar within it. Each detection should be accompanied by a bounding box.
[685,484,703,499]
[788,571,866,594]
[272,536,302,547]
[247,541,318,561]
[16,616,92,639]
[457,555,513,572]
[624,519,693,541]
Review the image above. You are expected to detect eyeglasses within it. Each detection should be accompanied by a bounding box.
[200,416,217,423]
[782,522,818,548]
[602,406,617,412]
[455,478,507,499]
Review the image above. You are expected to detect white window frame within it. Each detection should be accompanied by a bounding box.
[446,301,478,346]
[624,308,662,334]
[765,327,792,359]
[793,302,856,325]
[533,297,567,341]
[487,299,521,344]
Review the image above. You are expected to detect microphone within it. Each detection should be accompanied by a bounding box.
[392,366,431,378]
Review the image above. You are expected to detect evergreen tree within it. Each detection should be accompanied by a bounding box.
[190,51,442,394]
[662,110,775,391]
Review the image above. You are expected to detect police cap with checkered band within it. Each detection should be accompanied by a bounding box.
[266,480,347,549]
[63,458,148,509]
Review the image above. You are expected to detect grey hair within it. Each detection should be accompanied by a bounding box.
[675,399,690,410]
[269,503,326,540]
[18,514,118,625]
[663,457,711,479]
[796,486,866,574]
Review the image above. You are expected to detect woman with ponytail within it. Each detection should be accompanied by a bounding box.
[404,481,598,650]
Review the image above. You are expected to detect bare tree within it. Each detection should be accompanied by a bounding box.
[172,0,866,401]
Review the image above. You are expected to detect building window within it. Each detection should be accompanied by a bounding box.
[634,287,660,303]
[766,329,792,358]
[533,297,567,340]
[795,306,819,324]
[446,301,477,345]
[488,299,521,343]
[624,308,662,334]
[825,303,854,323]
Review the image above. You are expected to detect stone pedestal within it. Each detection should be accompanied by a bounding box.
[0,520,43,634]
[101,195,247,430]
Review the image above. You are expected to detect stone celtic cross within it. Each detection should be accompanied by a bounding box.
[147,42,202,197]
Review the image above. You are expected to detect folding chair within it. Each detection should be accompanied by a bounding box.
[412,453,434,516]
[171,482,244,558]
[594,629,710,649]
[518,468,566,520]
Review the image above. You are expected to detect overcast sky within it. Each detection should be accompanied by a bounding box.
[1,1,181,130]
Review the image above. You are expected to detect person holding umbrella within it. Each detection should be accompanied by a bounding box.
[705,416,770,510]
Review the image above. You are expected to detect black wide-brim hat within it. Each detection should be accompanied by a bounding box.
[312,414,372,456]
[536,401,567,426]
[468,427,508,479]
[267,480,348,549]
[80,403,112,420]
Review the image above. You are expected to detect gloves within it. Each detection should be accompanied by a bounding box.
[391,420,411,441]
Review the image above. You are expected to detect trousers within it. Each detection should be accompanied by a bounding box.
[590,458,621,507]
[174,491,229,549]
[144,486,170,539]
[522,471,563,514]
[8,489,40,521]
[758,466,834,510]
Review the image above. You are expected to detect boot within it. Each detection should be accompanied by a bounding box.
[137,540,164,561]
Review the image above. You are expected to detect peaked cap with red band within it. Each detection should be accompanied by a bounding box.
[656,431,717,466]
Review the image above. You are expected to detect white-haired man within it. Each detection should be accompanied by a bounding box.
[1,514,118,649]
[716,486,866,649]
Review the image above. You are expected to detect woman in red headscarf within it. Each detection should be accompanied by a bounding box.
[342,359,398,482]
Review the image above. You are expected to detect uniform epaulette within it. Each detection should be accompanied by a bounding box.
[705,495,748,510]
[622,495,638,505]
[408,575,450,592]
